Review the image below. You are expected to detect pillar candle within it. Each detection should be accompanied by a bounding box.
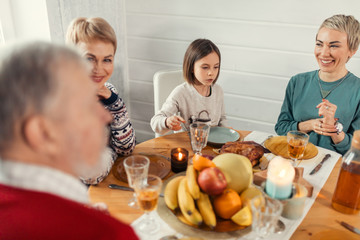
[266,156,295,200]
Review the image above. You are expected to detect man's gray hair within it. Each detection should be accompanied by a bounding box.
[0,41,85,152]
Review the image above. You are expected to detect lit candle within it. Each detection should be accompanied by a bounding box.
[171,148,189,173]
[265,156,295,200]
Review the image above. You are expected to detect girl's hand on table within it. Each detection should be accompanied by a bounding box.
[166,116,185,131]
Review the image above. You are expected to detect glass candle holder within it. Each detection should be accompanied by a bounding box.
[171,148,189,173]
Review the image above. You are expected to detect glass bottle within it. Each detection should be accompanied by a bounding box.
[331,130,360,214]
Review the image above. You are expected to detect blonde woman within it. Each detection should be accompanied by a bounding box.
[276,15,360,154]
[66,17,135,184]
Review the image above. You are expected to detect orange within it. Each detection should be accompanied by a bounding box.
[192,154,216,171]
[213,189,242,219]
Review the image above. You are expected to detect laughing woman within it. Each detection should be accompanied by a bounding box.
[275,15,360,155]
[66,17,135,184]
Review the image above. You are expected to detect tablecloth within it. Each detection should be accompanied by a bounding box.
[131,131,342,240]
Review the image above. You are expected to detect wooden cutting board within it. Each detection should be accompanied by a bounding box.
[264,136,318,160]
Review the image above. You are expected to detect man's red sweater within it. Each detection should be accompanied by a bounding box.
[0,184,139,239]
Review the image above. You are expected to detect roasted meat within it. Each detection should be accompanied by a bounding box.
[220,141,268,166]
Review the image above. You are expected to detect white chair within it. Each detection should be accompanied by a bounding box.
[153,69,184,137]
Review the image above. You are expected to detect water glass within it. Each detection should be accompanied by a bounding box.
[250,194,283,239]
[123,155,150,208]
[190,122,210,154]
[134,174,163,234]
[287,131,309,166]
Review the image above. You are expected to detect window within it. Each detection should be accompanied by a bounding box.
[0,21,5,44]
[0,0,16,43]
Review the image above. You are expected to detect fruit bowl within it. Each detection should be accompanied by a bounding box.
[157,173,251,238]
[173,208,247,232]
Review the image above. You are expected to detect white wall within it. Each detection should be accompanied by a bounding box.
[46,0,128,100]
[0,0,51,41]
[7,0,360,143]
[125,0,360,142]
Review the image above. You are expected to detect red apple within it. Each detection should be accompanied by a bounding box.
[198,167,227,195]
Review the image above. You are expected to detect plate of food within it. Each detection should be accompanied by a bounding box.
[113,153,171,183]
[207,127,240,148]
[219,141,270,167]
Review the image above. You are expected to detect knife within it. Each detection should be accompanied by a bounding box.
[108,184,164,197]
[338,221,360,235]
[309,153,331,175]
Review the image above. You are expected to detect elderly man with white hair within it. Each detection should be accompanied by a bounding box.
[0,42,139,239]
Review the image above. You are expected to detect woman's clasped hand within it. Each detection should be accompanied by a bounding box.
[314,99,338,136]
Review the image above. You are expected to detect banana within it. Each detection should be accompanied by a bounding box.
[182,208,203,227]
[178,178,196,216]
[164,176,185,210]
[186,165,200,200]
[196,192,216,229]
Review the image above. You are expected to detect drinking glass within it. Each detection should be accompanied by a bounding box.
[134,174,163,234]
[250,194,283,239]
[287,131,309,166]
[123,155,150,209]
[190,122,210,155]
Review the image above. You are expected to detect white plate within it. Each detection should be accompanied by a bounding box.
[207,127,240,147]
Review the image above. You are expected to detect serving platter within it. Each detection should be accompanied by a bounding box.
[264,136,318,160]
[113,154,171,183]
[207,127,240,148]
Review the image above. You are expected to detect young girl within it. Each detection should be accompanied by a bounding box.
[151,39,226,135]
[66,17,136,184]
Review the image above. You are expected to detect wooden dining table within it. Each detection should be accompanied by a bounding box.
[89,131,360,240]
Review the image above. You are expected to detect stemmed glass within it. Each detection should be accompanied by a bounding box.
[190,122,210,155]
[287,131,309,166]
[250,193,283,239]
[123,155,150,209]
[134,174,163,234]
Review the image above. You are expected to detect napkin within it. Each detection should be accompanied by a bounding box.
[131,211,183,240]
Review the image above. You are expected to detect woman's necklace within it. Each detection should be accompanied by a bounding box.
[318,71,348,99]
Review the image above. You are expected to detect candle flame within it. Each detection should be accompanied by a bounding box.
[179,152,183,160]
[279,169,286,178]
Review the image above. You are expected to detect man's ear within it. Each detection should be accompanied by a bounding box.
[22,115,59,155]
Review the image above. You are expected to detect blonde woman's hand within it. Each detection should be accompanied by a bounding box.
[313,118,337,136]
[317,99,337,125]
[298,119,321,133]
[97,85,112,100]
[165,116,185,131]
